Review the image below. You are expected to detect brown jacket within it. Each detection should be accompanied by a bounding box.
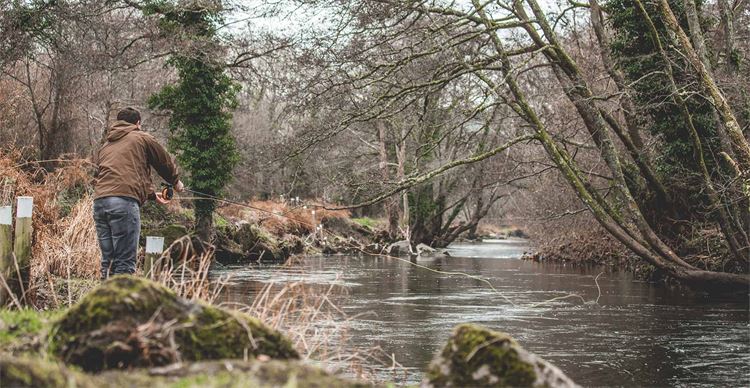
[93,121,179,205]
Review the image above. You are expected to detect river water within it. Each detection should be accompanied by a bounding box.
[213,240,750,387]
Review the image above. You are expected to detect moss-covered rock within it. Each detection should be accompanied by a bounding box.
[48,276,298,372]
[0,353,95,388]
[424,324,578,388]
[215,223,286,263]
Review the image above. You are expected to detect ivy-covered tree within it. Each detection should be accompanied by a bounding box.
[605,0,718,219]
[605,0,750,264]
[145,0,240,240]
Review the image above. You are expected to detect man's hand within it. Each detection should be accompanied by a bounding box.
[174,180,185,193]
[155,192,170,205]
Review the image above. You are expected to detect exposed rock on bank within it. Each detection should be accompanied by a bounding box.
[48,276,298,372]
[215,223,304,263]
[424,323,578,388]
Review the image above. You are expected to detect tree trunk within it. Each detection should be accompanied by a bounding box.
[396,126,409,241]
[717,0,737,70]
[195,201,214,242]
[377,121,399,238]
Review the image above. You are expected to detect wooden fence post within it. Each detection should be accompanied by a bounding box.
[0,205,12,305]
[144,236,165,278]
[11,196,33,301]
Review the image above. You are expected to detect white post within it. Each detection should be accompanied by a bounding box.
[144,236,165,278]
[12,197,33,300]
[0,205,12,305]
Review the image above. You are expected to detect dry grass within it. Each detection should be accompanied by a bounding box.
[220,200,350,237]
[145,236,227,303]
[230,257,409,384]
[31,195,100,308]
[0,151,98,307]
[33,195,99,280]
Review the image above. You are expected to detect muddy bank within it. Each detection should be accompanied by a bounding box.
[519,230,668,282]
[520,227,747,285]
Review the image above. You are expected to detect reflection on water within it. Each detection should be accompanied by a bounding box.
[213,241,750,387]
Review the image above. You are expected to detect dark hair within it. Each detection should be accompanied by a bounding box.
[116,107,141,125]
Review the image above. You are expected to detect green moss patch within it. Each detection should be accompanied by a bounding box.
[141,359,372,388]
[352,217,377,229]
[0,308,61,355]
[1,355,372,388]
[48,276,298,372]
[0,353,95,388]
[141,202,194,247]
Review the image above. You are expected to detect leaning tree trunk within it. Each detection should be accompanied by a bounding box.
[469,0,749,291]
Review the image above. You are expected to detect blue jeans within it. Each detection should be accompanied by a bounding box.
[93,196,140,279]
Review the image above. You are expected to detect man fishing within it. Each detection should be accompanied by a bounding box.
[92,107,184,279]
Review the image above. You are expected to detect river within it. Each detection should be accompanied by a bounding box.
[212,240,750,387]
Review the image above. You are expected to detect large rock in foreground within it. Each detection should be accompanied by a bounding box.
[424,324,578,387]
[48,276,298,372]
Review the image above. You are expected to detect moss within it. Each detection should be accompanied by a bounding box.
[425,324,537,387]
[0,308,62,354]
[0,353,95,388]
[161,359,371,388]
[178,208,196,222]
[2,355,375,387]
[424,324,577,387]
[97,359,373,387]
[48,276,298,372]
[246,224,280,253]
[141,223,189,248]
[214,213,229,228]
[352,217,377,229]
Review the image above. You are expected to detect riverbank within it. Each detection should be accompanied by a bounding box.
[520,229,651,276]
[520,225,747,287]
[0,275,579,387]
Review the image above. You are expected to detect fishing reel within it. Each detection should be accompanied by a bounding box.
[160,183,174,202]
